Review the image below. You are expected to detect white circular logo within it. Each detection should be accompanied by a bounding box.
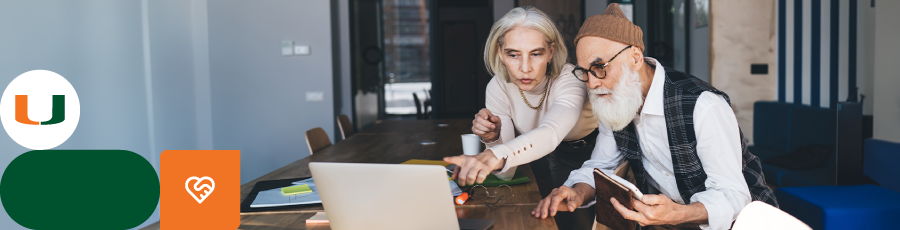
[0,70,80,150]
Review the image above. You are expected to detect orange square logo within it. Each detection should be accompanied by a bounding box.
[161,150,240,230]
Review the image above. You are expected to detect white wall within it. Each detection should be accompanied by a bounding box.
[860,0,876,115]
[148,0,207,162]
[206,0,335,184]
[710,0,776,145]
[142,0,210,228]
[873,0,900,142]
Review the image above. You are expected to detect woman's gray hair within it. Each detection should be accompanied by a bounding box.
[483,6,568,82]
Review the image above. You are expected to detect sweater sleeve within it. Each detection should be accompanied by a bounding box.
[483,77,519,180]
[484,77,515,149]
[490,66,589,173]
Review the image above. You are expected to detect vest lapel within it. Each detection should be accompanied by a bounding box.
[613,122,649,194]
[662,69,710,204]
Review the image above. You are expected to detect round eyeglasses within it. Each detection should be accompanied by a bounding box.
[573,45,633,82]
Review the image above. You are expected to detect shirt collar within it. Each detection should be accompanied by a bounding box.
[640,57,666,116]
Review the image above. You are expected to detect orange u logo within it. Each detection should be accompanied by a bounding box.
[15,95,65,125]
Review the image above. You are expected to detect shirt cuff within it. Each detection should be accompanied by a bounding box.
[491,166,516,181]
[691,191,734,230]
[563,172,595,189]
[483,135,503,149]
[563,169,597,209]
[481,136,500,145]
[579,200,597,209]
[488,145,515,173]
[560,182,596,209]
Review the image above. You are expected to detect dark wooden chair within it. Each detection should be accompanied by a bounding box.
[305,127,332,155]
[413,93,430,120]
[336,114,354,139]
[413,93,423,119]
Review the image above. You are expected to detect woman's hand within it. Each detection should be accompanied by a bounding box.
[443,150,506,186]
[472,108,501,142]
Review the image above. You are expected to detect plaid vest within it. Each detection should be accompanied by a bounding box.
[612,67,779,208]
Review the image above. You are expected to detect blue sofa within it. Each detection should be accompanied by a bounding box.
[777,184,900,230]
[749,101,836,187]
[863,138,900,192]
[775,139,900,229]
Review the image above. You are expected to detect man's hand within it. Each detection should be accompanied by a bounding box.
[531,183,595,219]
[443,150,506,186]
[472,108,501,142]
[610,194,708,226]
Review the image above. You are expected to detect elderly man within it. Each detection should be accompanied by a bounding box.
[531,4,777,230]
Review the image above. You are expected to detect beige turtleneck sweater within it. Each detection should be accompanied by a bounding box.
[484,63,599,176]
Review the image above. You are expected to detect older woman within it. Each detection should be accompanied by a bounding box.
[443,6,599,230]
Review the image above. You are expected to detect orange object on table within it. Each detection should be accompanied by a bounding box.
[455,192,469,205]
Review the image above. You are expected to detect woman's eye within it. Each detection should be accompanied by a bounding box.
[531,53,541,57]
[508,54,518,58]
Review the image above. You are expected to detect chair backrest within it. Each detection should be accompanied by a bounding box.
[422,89,432,115]
[753,101,836,153]
[337,114,354,139]
[412,93,423,119]
[305,127,332,155]
[753,101,793,153]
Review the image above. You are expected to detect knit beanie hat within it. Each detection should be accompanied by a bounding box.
[575,3,645,51]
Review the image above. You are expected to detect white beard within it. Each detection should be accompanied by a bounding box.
[589,64,645,131]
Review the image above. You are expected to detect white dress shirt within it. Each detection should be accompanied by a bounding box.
[563,58,751,230]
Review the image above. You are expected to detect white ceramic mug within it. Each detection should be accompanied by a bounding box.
[460,134,482,155]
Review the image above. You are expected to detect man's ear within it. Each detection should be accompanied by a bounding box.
[630,46,644,70]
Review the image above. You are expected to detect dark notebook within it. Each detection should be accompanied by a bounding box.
[594,168,642,230]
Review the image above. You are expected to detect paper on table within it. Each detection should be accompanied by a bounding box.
[250,178,322,208]
[448,177,463,196]
[292,177,315,185]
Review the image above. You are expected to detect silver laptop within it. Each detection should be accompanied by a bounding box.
[309,162,493,230]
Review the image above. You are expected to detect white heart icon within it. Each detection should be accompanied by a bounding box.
[185,176,216,204]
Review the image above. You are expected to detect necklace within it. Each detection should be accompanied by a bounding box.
[519,78,550,109]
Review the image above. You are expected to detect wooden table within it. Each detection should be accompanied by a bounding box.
[357,119,473,134]
[141,119,557,230]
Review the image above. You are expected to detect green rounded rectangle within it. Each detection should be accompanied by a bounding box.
[1,150,160,229]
